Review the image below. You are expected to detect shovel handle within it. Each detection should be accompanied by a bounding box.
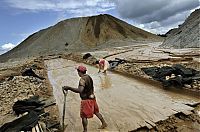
[62,90,67,131]
[62,87,68,95]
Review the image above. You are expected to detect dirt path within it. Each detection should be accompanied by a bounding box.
[45,58,199,131]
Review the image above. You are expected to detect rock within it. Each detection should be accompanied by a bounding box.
[193,86,198,89]
[184,84,192,89]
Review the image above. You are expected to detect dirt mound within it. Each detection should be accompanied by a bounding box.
[160,9,200,48]
[81,14,162,46]
[0,14,162,62]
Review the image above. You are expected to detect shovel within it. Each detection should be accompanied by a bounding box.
[62,89,68,131]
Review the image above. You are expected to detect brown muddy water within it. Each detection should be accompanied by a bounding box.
[45,58,199,132]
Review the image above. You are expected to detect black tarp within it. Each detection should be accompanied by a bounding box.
[83,53,92,59]
[141,64,200,87]
[108,58,127,69]
[13,96,45,116]
[22,68,45,80]
[0,111,39,132]
[0,96,46,132]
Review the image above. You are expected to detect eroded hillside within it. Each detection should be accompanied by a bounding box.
[160,9,200,48]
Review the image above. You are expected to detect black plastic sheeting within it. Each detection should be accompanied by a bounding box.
[0,111,39,132]
[109,58,127,69]
[13,96,45,116]
[0,96,45,132]
[141,64,200,87]
[22,68,45,80]
[83,53,92,59]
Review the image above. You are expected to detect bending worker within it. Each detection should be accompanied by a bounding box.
[62,65,107,132]
[95,58,110,73]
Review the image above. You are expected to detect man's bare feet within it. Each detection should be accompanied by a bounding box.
[98,123,107,129]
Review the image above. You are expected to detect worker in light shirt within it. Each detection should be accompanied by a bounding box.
[95,59,110,73]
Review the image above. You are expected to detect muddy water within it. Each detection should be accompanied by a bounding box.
[45,58,199,132]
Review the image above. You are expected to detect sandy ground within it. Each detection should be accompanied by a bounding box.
[45,58,199,131]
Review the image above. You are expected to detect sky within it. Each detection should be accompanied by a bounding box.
[0,0,199,55]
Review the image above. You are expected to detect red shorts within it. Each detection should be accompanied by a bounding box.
[80,99,99,118]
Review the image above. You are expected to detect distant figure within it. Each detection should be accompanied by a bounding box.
[95,58,127,73]
[62,65,107,132]
[95,59,110,73]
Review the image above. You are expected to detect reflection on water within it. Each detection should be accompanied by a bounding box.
[99,73,112,89]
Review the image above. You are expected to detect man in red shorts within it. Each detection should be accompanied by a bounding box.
[62,65,107,132]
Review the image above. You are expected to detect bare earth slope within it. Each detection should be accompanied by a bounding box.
[0,14,162,62]
[160,9,200,48]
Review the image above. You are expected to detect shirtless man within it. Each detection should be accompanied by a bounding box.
[62,65,107,132]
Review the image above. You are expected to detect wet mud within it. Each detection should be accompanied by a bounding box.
[45,58,199,131]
